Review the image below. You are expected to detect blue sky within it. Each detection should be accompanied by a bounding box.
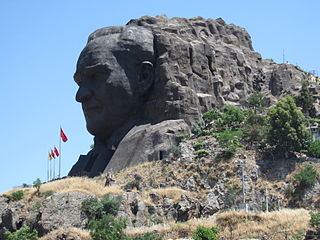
[0,0,319,193]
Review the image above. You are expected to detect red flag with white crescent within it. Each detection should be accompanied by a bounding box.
[60,128,68,142]
[54,147,60,157]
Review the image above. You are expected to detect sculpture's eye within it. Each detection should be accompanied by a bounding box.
[91,72,106,81]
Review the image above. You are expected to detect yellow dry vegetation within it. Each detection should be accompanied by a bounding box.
[40,177,124,197]
[142,187,188,204]
[126,209,310,240]
[216,209,310,239]
[2,177,124,200]
[39,228,91,240]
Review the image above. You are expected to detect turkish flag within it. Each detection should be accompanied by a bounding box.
[51,150,55,159]
[54,147,59,157]
[60,128,68,142]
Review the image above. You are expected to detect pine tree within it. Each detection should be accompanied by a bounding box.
[295,80,313,116]
[267,96,310,157]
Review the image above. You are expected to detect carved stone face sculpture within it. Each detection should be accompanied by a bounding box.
[73,27,154,141]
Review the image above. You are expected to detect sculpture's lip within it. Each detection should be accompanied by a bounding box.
[84,105,100,116]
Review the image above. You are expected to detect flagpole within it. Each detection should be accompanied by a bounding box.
[53,152,55,180]
[50,157,52,181]
[59,127,62,179]
[47,154,49,182]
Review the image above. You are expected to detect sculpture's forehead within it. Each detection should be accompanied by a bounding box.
[76,36,120,71]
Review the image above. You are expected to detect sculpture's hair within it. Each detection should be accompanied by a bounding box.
[87,26,155,66]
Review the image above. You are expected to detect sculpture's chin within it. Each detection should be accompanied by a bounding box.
[86,121,112,141]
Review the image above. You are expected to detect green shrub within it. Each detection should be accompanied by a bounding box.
[294,164,319,189]
[131,233,163,240]
[245,109,266,126]
[43,190,54,197]
[214,130,243,158]
[242,110,267,145]
[246,92,267,113]
[175,133,189,143]
[33,178,42,194]
[267,96,309,156]
[89,215,128,240]
[192,142,205,151]
[4,226,38,240]
[203,109,222,124]
[122,177,142,191]
[81,194,122,220]
[31,201,42,212]
[308,141,320,158]
[191,120,206,136]
[8,190,24,201]
[194,149,210,158]
[168,146,182,158]
[310,211,320,231]
[193,226,219,240]
[220,105,245,129]
[294,80,313,116]
[284,184,295,197]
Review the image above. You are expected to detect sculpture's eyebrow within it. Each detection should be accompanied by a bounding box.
[83,63,111,75]
[73,63,111,83]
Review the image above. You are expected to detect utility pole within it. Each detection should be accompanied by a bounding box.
[265,187,269,212]
[236,160,248,212]
[278,198,282,210]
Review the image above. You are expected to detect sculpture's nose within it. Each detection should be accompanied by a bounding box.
[76,86,92,102]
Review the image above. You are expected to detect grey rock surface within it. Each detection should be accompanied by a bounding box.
[0,197,11,239]
[69,15,315,178]
[37,192,91,235]
[104,119,190,174]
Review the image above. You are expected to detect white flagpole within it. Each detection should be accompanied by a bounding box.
[50,157,52,181]
[53,152,55,180]
[47,154,49,182]
[59,127,62,179]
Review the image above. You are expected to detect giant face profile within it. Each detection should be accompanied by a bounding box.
[73,27,155,141]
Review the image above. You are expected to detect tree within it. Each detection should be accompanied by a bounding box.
[295,80,313,116]
[242,110,267,146]
[294,164,319,189]
[33,178,42,195]
[88,215,128,240]
[214,130,243,158]
[193,226,219,240]
[81,194,122,220]
[267,96,309,157]
[4,226,38,240]
[220,104,245,129]
[308,141,320,158]
[246,92,267,113]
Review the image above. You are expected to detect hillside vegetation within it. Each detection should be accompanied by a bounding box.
[2,88,320,240]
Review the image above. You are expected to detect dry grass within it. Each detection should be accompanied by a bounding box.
[126,209,310,240]
[216,209,310,239]
[2,177,124,200]
[39,228,91,240]
[40,177,124,197]
[149,187,188,202]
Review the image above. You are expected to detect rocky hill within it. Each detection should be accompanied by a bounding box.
[1,15,320,240]
[126,15,320,120]
[0,147,318,239]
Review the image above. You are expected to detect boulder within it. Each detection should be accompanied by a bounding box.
[37,192,91,235]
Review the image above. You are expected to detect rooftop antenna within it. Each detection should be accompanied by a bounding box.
[283,49,285,63]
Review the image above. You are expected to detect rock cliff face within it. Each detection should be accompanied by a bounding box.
[70,15,320,178]
[127,15,311,123]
